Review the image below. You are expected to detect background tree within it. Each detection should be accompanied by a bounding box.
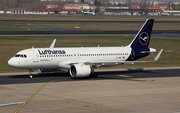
[80,0,84,3]
[101,0,110,7]
[112,3,117,7]
[118,3,125,7]
[126,0,131,9]
[16,0,20,7]
[174,4,180,10]
[140,0,148,9]
[94,0,101,13]
[94,0,101,6]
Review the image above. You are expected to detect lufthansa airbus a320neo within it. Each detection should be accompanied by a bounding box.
[8,19,163,79]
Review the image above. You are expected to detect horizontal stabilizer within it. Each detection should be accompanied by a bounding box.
[154,49,163,61]
[133,49,163,63]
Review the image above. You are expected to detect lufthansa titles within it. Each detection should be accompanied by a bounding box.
[38,49,66,55]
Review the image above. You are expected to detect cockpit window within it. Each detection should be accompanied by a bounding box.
[15,54,21,57]
[24,55,27,58]
[15,54,27,58]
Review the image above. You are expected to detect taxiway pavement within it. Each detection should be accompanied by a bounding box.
[0,68,180,113]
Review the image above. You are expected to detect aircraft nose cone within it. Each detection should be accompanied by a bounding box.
[8,58,14,67]
[8,58,18,68]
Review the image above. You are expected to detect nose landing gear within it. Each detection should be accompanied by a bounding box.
[28,69,33,79]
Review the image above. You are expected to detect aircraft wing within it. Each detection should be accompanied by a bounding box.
[69,49,163,67]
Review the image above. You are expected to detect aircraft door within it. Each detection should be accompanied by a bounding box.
[130,49,135,60]
[32,51,39,62]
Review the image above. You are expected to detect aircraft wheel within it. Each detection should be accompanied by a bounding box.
[29,69,33,79]
[90,73,98,78]
[93,73,98,78]
[29,75,33,79]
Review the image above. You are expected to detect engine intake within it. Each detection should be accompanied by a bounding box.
[69,63,91,78]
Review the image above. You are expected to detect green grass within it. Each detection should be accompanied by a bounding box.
[1,21,180,31]
[0,15,180,31]
[1,14,180,21]
[0,36,180,73]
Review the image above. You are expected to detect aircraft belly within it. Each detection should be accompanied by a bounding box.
[40,59,58,68]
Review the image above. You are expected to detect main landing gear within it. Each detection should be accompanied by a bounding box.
[28,69,33,79]
[89,67,98,78]
[90,72,98,78]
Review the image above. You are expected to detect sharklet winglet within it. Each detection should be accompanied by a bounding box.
[50,39,56,48]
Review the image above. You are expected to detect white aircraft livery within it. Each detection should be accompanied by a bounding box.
[8,19,163,79]
[81,10,95,16]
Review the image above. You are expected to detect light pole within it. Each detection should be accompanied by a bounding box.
[4,0,7,14]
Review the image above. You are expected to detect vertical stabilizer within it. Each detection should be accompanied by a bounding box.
[128,19,154,48]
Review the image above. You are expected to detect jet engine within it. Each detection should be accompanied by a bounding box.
[69,63,91,78]
[38,68,57,72]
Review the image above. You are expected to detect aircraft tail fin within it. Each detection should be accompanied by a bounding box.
[128,19,154,48]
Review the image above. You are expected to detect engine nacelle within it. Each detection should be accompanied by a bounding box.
[38,68,57,72]
[69,63,91,78]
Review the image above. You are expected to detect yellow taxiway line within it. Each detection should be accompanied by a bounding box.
[14,81,53,113]
[117,74,132,78]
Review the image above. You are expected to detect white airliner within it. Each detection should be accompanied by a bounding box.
[81,10,95,16]
[8,19,163,79]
